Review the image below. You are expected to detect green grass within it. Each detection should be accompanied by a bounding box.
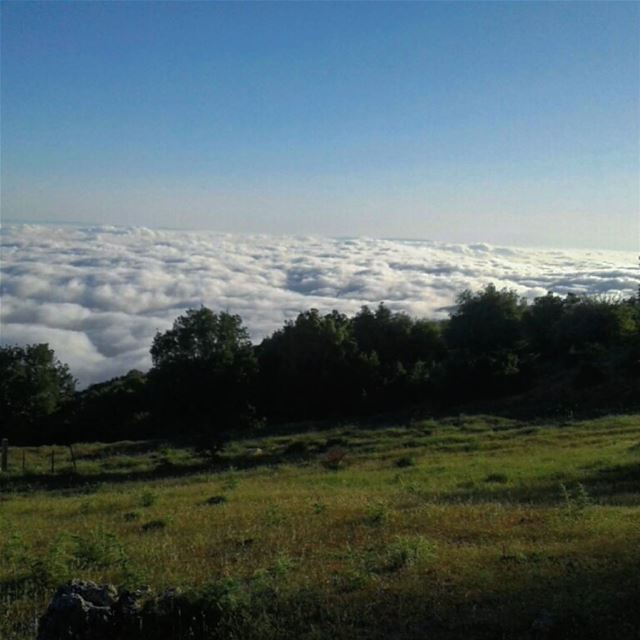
[2,414,640,639]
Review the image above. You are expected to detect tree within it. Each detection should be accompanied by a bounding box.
[0,344,76,440]
[257,309,362,419]
[442,285,527,399]
[68,370,150,443]
[147,308,258,447]
[446,284,526,354]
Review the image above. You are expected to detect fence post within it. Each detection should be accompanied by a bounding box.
[68,444,77,473]
[1,439,8,472]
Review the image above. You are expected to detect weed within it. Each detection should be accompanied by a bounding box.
[264,505,286,526]
[139,490,158,507]
[312,500,327,515]
[560,482,592,517]
[72,529,128,569]
[364,501,389,526]
[382,535,436,572]
[273,553,295,576]
[223,477,239,492]
[205,495,228,506]
[395,456,416,468]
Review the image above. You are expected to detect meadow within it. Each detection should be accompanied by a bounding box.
[1,413,639,639]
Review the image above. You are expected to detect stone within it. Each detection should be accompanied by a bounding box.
[37,580,150,640]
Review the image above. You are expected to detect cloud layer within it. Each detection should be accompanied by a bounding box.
[1,225,637,387]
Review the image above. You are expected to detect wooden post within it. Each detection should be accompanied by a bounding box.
[1,439,8,472]
[68,444,77,473]
[51,448,55,474]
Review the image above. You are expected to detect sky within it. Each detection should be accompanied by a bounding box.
[1,1,639,250]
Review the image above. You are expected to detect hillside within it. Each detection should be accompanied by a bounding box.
[2,413,639,639]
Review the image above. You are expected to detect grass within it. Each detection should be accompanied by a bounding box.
[1,413,640,639]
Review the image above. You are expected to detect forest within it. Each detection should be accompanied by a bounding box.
[2,284,639,446]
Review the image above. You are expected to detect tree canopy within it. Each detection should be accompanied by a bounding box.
[0,343,75,440]
[148,308,258,445]
[5,285,640,445]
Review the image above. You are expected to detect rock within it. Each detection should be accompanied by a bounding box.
[38,580,218,640]
[38,580,116,640]
[38,580,150,640]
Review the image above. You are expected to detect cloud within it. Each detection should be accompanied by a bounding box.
[1,224,637,387]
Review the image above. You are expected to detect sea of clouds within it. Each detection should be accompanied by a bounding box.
[1,224,637,387]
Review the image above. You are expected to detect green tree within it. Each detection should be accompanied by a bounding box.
[446,284,526,354]
[148,308,258,447]
[257,309,362,419]
[69,370,150,443]
[0,344,76,439]
[442,285,527,399]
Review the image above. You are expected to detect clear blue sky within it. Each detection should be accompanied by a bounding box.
[2,1,638,250]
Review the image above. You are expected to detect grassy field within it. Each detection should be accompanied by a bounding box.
[1,414,640,639]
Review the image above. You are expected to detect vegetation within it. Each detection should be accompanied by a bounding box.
[2,286,638,446]
[0,344,76,442]
[1,413,639,639]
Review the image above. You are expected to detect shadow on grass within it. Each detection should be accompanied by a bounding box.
[6,549,640,640]
[429,460,640,507]
[0,449,311,494]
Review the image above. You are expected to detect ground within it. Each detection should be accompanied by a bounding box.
[1,414,639,639]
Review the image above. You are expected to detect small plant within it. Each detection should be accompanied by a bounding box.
[123,511,140,521]
[139,490,157,508]
[264,505,286,526]
[273,553,295,576]
[312,500,327,515]
[204,495,228,506]
[560,482,592,517]
[382,535,436,572]
[223,477,239,491]
[364,501,389,527]
[31,534,75,587]
[72,528,128,569]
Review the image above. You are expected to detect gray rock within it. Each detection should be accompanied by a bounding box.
[38,580,123,640]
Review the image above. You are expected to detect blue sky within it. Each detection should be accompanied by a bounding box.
[2,1,638,249]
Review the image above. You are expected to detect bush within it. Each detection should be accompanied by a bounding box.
[382,536,436,572]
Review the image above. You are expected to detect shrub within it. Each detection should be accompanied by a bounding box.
[364,501,389,526]
[382,536,436,572]
[139,490,157,507]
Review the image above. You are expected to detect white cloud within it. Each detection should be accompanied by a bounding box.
[1,224,637,387]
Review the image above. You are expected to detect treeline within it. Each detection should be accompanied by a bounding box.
[2,285,639,445]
